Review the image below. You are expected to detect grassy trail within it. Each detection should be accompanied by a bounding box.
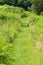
[0,5,43,65]
[12,24,43,65]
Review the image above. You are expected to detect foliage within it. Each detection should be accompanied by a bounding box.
[0,0,31,10]
[31,0,43,14]
[0,5,43,65]
[0,0,43,14]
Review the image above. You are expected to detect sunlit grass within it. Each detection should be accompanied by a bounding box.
[0,5,43,65]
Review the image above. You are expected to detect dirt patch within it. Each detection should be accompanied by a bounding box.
[35,40,43,53]
[33,39,43,52]
[36,41,43,49]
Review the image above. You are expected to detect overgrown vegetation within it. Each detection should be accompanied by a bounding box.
[0,0,43,14]
[0,5,43,65]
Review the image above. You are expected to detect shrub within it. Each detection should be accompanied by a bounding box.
[21,13,27,18]
[31,0,43,14]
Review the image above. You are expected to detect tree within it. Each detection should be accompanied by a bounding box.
[18,0,31,10]
[0,0,5,4]
[0,0,32,10]
[31,0,43,14]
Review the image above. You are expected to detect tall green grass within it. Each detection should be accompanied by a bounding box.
[0,4,43,65]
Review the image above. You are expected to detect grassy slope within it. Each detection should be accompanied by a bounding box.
[0,5,43,65]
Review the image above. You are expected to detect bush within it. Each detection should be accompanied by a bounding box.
[0,0,32,10]
[21,13,27,18]
[31,0,43,14]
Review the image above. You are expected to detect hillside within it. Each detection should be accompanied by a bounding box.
[0,5,43,65]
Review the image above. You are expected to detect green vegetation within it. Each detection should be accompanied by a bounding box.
[0,5,43,65]
[0,0,43,14]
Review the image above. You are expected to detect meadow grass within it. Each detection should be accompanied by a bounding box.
[0,4,43,65]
